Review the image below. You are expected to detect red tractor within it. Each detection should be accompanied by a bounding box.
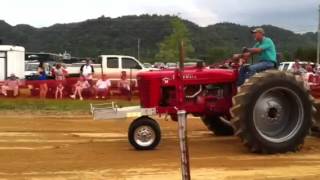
[90,49,320,154]
[121,50,320,154]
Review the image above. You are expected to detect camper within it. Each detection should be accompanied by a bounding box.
[0,45,25,81]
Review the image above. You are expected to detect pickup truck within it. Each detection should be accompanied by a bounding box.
[65,55,155,87]
[278,61,315,72]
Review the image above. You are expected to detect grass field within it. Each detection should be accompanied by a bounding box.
[0,97,139,115]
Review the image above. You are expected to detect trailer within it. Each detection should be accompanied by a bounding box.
[0,45,25,81]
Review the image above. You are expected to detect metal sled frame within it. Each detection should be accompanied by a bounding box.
[90,102,157,120]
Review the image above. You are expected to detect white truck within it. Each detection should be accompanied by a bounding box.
[65,55,155,86]
[278,61,315,72]
[0,45,25,81]
[97,55,156,87]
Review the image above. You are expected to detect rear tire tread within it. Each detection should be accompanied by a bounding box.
[231,70,312,154]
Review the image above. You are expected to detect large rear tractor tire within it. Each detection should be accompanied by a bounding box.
[311,98,320,136]
[128,116,161,150]
[231,70,314,154]
[201,116,234,136]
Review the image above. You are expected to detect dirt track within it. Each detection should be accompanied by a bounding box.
[0,115,320,180]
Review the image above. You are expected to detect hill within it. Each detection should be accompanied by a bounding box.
[0,15,317,62]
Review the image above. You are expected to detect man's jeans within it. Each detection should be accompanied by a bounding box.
[237,61,275,86]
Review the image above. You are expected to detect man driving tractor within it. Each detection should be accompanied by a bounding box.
[237,27,277,86]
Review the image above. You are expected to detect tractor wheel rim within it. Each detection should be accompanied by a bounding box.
[253,87,304,143]
[134,125,156,147]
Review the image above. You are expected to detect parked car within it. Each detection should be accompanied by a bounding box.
[153,62,166,69]
[184,62,197,67]
[143,63,152,68]
[166,62,177,69]
[24,61,53,80]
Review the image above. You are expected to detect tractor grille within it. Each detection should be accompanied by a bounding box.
[138,79,153,108]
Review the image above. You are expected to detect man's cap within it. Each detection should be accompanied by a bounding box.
[251,27,265,34]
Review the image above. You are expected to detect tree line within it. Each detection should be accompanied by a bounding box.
[0,15,317,64]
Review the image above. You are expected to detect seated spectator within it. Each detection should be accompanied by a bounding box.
[292,59,304,75]
[95,74,111,99]
[1,73,20,97]
[70,76,90,101]
[304,66,316,90]
[117,71,131,100]
[316,65,320,75]
[306,62,314,73]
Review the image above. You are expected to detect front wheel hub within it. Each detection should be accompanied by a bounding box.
[134,125,156,147]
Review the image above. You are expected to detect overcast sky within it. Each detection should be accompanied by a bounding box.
[0,0,319,33]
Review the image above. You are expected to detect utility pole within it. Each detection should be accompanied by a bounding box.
[317,4,320,64]
[177,40,191,180]
[137,38,141,60]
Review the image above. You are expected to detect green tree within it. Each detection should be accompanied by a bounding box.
[282,51,292,62]
[294,47,317,62]
[155,17,194,62]
[206,47,234,64]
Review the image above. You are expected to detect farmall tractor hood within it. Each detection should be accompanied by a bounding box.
[137,68,237,84]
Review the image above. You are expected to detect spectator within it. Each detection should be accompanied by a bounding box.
[304,65,315,90]
[70,76,90,101]
[38,62,48,99]
[52,63,68,81]
[117,71,131,100]
[316,64,320,75]
[95,74,111,99]
[80,59,95,86]
[55,82,64,99]
[1,73,20,97]
[306,62,314,73]
[52,63,68,99]
[292,59,306,75]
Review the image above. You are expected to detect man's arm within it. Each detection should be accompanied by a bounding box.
[248,48,263,54]
[96,80,101,87]
[243,47,263,55]
[107,80,111,88]
[245,39,272,55]
[91,65,95,74]
[80,65,84,74]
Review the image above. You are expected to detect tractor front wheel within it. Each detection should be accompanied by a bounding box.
[128,116,161,150]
